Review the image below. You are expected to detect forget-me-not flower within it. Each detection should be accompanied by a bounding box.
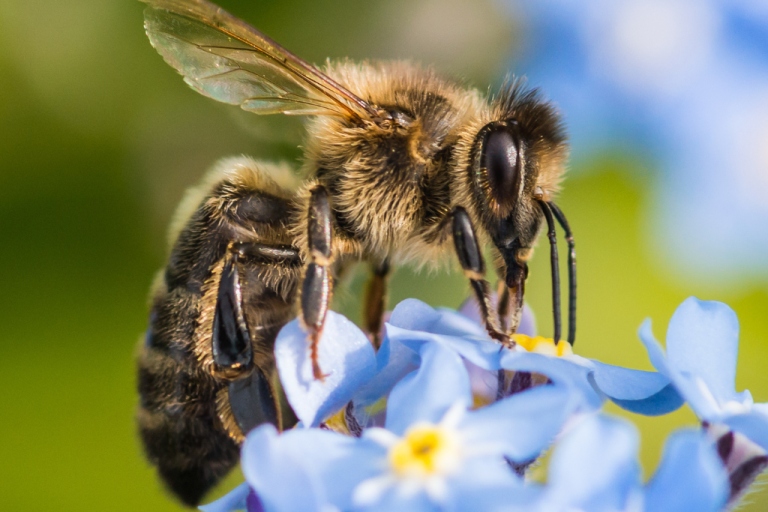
[637,296,768,450]
[211,330,576,512]
[382,298,683,417]
[525,414,729,512]
[198,296,768,512]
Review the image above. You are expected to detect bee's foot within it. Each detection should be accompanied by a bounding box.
[312,359,329,382]
[488,328,516,349]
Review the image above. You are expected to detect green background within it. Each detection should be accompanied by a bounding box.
[1,1,765,510]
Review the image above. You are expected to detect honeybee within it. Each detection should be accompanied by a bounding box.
[137,0,577,506]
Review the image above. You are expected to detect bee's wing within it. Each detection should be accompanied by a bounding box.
[141,0,376,119]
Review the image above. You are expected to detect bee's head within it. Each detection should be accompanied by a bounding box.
[462,80,568,253]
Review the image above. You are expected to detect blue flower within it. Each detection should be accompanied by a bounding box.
[274,298,681,425]
[528,414,728,512]
[204,415,730,512]
[637,296,768,450]
[232,335,576,512]
[275,310,377,427]
[381,299,683,416]
[199,297,768,512]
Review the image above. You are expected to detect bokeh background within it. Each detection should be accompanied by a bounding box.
[1,0,766,510]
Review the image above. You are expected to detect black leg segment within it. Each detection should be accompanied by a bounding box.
[451,207,511,346]
[496,281,511,333]
[452,208,485,279]
[307,186,333,265]
[227,369,280,435]
[363,258,391,349]
[497,243,529,336]
[212,251,253,377]
[234,241,302,266]
[301,263,330,331]
[548,202,577,346]
[301,185,335,379]
[538,201,562,344]
[211,242,301,379]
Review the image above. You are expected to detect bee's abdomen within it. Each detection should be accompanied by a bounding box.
[138,288,239,507]
[137,159,302,506]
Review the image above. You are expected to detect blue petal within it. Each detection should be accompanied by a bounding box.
[453,455,524,488]
[385,341,472,435]
[500,351,603,411]
[276,429,383,511]
[387,298,447,332]
[275,312,376,427]
[390,297,484,338]
[387,324,503,371]
[241,425,323,512]
[354,299,502,406]
[388,299,503,370]
[724,412,768,452]
[638,318,722,419]
[590,361,684,415]
[637,319,671,376]
[547,415,640,511]
[433,307,489,338]
[666,297,740,404]
[452,479,541,512]
[361,492,440,512]
[449,457,537,512]
[199,482,250,512]
[459,384,575,462]
[609,383,684,416]
[242,425,382,512]
[353,327,420,407]
[644,429,728,512]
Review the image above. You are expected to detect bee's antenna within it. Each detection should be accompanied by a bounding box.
[538,201,562,344]
[549,202,576,346]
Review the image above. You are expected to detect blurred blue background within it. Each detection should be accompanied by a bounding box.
[0,0,766,510]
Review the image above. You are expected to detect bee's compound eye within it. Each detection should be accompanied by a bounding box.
[482,127,521,213]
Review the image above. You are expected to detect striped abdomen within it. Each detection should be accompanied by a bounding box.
[137,159,302,506]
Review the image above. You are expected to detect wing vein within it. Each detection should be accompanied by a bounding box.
[142,0,377,119]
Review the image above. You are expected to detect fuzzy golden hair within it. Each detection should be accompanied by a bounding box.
[450,78,568,252]
[295,61,484,269]
[167,157,300,251]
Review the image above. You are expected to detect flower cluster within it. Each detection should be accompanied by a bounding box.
[507,0,768,280]
[202,297,768,512]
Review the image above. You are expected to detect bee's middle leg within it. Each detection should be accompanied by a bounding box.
[363,258,390,350]
[450,207,512,347]
[300,185,334,380]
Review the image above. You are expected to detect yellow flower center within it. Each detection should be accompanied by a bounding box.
[388,423,460,477]
[512,334,573,357]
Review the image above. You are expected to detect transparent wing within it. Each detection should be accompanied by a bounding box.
[141,0,376,118]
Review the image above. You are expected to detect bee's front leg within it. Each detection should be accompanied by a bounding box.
[300,185,334,380]
[496,281,512,333]
[450,207,513,347]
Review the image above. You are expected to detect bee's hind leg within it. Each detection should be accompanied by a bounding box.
[214,241,302,439]
[300,185,334,380]
[450,207,513,347]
